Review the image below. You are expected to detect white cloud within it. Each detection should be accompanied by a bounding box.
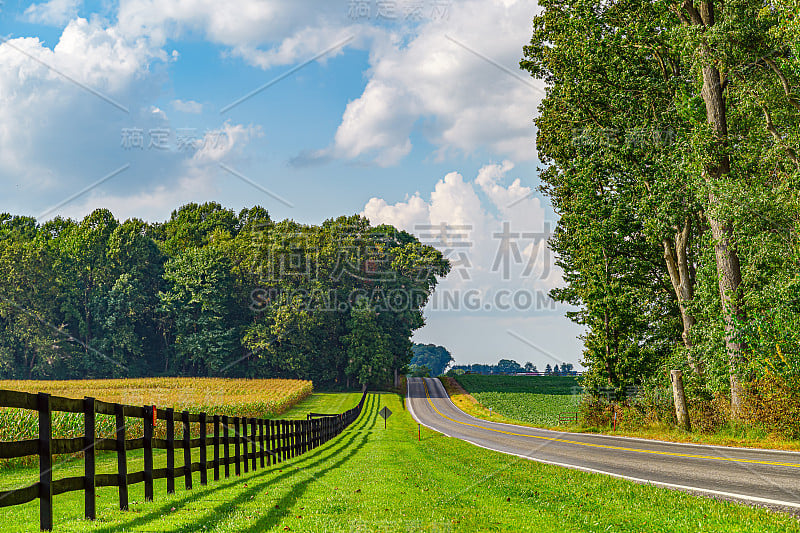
[192,122,263,162]
[115,0,360,69]
[367,162,575,365]
[113,0,542,166]
[171,99,203,114]
[363,161,559,306]
[0,18,165,195]
[24,0,81,26]
[322,0,543,166]
[0,14,267,221]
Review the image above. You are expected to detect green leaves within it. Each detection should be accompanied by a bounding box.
[524,0,800,415]
[0,203,449,386]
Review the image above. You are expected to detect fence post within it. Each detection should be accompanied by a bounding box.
[234,416,241,476]
[288,421,294,459]
[242,417,249,474]
[199,412,207,485]
[267,420,273,466]
[259,419,265,468]
[283,419,288,461]
[115,404,128,511]
[297,420,302,455]
[38,392,53,532]
[251,418,257,471]
[182,411,191,490]
[83,396,96,521]
[291,421,297,458]
[223,415,230,478]
[277,420,283,463]
[166,408,175,494]
[213,415,220,481]
[143,405,154,501]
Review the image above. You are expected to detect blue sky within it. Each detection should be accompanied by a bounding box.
[0,0,585,369]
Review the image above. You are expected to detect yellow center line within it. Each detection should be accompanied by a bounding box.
[420,379,800,469]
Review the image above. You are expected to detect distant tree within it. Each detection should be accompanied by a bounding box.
[409,364,431,377]
[544,364,552,376]
[497,359,523,374]
[553,364,561,376]
[410,343,454,376]
[524,362,534,372]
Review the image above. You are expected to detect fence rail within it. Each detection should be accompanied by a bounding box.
[0,388,367,531]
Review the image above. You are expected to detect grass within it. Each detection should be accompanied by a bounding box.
[1,391,799,531]
[443,375,800,452]
[447,375,582,428]
[275,392,364,420]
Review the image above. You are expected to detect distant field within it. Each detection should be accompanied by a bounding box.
[0,378,313,457]
[453,375,582,426]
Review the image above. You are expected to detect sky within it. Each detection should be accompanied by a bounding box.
[0,0,585,369]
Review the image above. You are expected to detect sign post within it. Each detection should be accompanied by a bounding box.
[378,406,392,429]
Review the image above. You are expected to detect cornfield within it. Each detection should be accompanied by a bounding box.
[0,378,313,466]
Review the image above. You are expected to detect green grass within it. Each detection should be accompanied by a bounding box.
[454,375,582,426]
[1,391,799,531]
[274,392,363,420]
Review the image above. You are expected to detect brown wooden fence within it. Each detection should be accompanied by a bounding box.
[0,389,367,531]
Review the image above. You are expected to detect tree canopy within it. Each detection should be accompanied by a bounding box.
[522,0,800,421]
[0,203,450,387]
[410,343,454,376]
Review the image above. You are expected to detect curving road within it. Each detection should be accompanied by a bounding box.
[406,377,800,513]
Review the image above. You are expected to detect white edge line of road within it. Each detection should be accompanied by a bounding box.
[424,377,800,457]
[406,378,800,511]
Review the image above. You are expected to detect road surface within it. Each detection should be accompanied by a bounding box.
[406,377,800,512]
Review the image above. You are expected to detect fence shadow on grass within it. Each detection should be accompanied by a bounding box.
[94,394,378,533]
[0,388,366,531]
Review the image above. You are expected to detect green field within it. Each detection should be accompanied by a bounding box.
[275,392,364,420]
[453,375,583,426]
[2,390,799,531]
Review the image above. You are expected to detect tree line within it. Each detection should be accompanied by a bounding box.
[522,0,800,420]
[449,360,577,376]
[0,203,449,387]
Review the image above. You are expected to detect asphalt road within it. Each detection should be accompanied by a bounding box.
[406,376,800,512]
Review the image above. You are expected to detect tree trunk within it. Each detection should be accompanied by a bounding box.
[699,54,747,418]
[662,217,701,371]
[670,369,691,431]
[676,0,748,416]
[708,212,747,417]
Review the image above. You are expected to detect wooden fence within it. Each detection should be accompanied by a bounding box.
[0,389,367,531]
